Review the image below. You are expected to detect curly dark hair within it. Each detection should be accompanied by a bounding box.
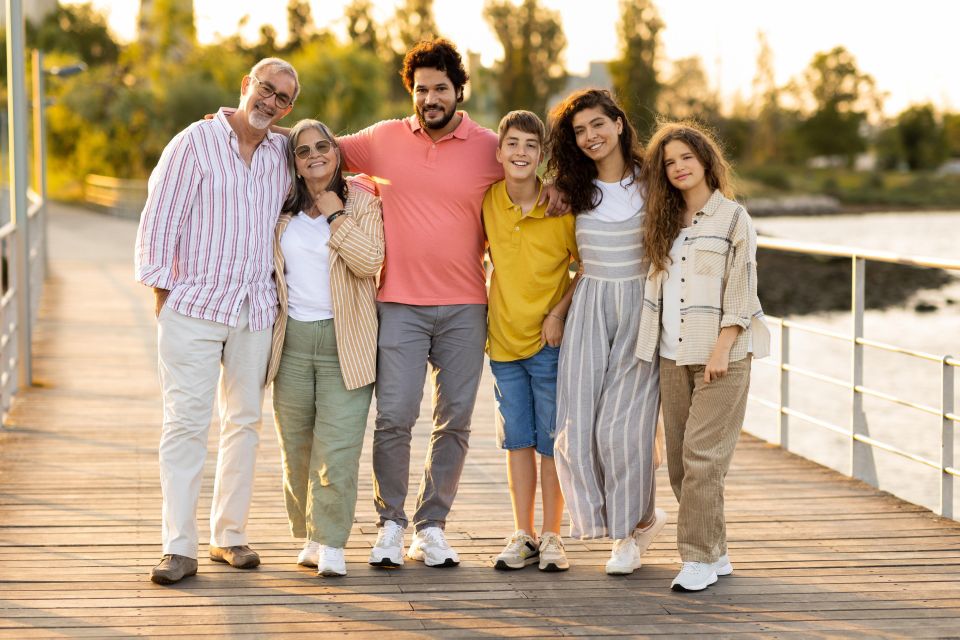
[546,89,644,214]
[282,119,348,216]
[401,38,469,102]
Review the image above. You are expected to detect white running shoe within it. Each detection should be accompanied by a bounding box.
[369,520,405,568]
[605,537,641,575]
[494,531,539,570]
[297,540,320,568]
[408,526,460,567]
[714,553,733,576]
[671,561,719,592]
[538,532,569,572]
[317,546,347,577]
[632,508,668,555]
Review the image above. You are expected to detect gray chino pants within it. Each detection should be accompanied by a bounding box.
[372,302,487,531]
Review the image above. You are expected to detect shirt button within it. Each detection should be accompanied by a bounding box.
[693,220,698,224]
[680,319,684,323]
[514,226,520,231]
[681,257,686,261]
[678,337,683,342]
[680,299,684,303]
[681,278,685,282]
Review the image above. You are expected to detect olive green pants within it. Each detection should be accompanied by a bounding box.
[272,317,373,547]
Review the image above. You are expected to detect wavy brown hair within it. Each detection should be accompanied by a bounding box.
[643,121,733,276]
[546,89,644,214]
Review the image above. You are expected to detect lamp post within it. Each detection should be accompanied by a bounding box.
[31,51,86,277]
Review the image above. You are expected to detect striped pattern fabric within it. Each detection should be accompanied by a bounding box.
[135,109,290,331]
[266,177,384,390]
[555,213,660,540]
[636,190,770,365]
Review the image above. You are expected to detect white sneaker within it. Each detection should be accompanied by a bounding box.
[605,537,641,575]
[632,508,668,555]
[714,553,733,576]
[317,546,347,577]
[369,520,405,568]
[297,540,320,568]
[538,532,569,572]
[671,561,719,592]
[494,531,539,570]
[408,526,460,567]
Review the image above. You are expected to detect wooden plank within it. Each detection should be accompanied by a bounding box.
[2,203,960,638]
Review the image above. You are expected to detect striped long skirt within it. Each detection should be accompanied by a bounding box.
[554,275,660,540]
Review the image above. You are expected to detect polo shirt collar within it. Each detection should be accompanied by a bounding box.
[407,111,476,141]
[494,177,547,218]
[699,189,725,216]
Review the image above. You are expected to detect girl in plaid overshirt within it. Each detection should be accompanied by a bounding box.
[638,122,770,592]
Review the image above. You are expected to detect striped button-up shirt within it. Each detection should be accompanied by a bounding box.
[636,190,770,365]
[135,109,291,331]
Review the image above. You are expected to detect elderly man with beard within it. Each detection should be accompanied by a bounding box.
[334,38,504,569]
[136,58,298,585]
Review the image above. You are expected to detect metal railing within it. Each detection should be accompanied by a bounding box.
[750,236,959,519]
[0,2,49,421]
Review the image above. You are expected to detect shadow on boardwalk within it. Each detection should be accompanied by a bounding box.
[1,203,959,638]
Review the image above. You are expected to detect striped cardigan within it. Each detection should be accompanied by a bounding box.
[265,176,384,390]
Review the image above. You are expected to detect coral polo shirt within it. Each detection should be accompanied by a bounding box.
[339,113,502,306]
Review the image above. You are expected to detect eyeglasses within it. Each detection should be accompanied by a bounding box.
[250,76,293,109]
[294,140,333,159]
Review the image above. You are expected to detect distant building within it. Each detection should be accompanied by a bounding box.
[547,61,612,111]
[0,0,58,27]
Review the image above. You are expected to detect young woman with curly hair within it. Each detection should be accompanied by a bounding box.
[546,89,666,576]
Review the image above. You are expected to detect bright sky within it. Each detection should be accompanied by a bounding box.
[68,0,958,116]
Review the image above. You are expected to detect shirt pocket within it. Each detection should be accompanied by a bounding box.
[693,238,730,277]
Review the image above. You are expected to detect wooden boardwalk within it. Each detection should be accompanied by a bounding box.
[1,204,960,638]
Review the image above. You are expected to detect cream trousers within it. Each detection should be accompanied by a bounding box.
[157,300,271,558]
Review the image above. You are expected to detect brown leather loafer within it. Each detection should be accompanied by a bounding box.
[209,545,260,569]
[150,554,198,585]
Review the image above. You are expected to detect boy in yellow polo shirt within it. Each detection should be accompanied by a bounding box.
[483,111,579,572]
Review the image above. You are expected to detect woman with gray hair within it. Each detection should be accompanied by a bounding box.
[266,119,384,577]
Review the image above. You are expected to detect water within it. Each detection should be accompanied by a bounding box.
[745,210,960,518]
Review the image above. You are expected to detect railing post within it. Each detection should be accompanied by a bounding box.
[6,0,33,389]
[31,49,48,280]
[779,320,790,449]
[942,358,956,519]
[850,256,874,484]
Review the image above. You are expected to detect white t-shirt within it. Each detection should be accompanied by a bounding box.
[659,229,690,360]
[586,178,644,222]
[281,212,334,322]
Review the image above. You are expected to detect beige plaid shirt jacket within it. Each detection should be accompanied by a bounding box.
[636,189,770,365]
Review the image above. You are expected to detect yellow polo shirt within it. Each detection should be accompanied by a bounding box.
[482,180,578,362]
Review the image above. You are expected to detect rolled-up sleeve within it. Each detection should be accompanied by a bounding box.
[720,211,760,330]
[134,131,199,289]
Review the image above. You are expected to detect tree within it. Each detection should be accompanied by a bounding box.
[895,104,947,171]
[608,0,662,141]
[285,0,316,53]
[793,46,882,164]
[385,0,440,101]
[28,3,120,66]
[943,113,960,158]
[658,56,717,122]
[748,31,787,164]
[483,0,567,118]
[344,0,381,54]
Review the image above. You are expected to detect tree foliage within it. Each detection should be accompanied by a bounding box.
[792,46,882,163]
[344,0,381,54]
[893,105,947,171]
[483,0,567,118]
[28,3,120,66]
[658,56,717,122]
[608,0,662,141]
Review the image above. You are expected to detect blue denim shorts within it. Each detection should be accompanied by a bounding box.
[489,345,560,456]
